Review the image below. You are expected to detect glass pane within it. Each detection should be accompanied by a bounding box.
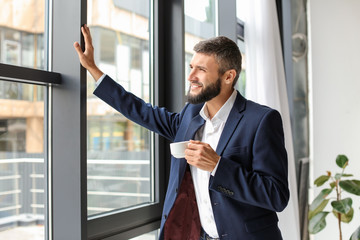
[0,81,45,240]
[87,0,152,217]
[0,0,46,70]
[236,39,246,96]
[184,0,217,94]
[236,0,247,96]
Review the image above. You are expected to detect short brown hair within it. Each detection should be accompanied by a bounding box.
[193,36,242,87]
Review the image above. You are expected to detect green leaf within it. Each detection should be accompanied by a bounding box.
[340,180,360,196]
[309,199,329,220]
[330,181,336,188]
[336,154,349,168]
[350,225,360,240]
[309,188,332,219]
[309,212,329,234]
[314,175,331,186]
[331,198,352,214]
[332,207,354,223]
[342,174,354,177]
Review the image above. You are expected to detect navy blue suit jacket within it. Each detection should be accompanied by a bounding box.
[94,76,289,240]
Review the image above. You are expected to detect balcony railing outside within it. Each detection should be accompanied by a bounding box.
[0,155,151,235]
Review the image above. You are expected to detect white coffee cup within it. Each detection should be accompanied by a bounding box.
[170,141,190,158]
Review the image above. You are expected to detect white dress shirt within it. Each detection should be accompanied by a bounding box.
[95,74,106,87]
[190,89,237,238]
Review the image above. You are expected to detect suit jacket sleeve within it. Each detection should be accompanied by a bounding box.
[210,108,289,212]
[93,75,182,142]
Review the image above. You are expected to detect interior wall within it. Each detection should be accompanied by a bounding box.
[308,0,360,239]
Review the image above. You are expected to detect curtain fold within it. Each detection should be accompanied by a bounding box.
[243,1,301,239]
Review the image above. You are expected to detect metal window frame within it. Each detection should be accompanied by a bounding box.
[50,0,169,239]
[50,0,277,239]
[0,2,60,240]
[0,63,61,85]
[86,0,166,238]
[236,18,245,41]
[1,0,294,239]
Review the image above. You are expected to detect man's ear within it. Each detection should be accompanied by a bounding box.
[224,69,236,85]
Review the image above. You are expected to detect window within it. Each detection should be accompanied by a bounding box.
[1,0,243,239]
[0,81,46,239]
[0,1,50,240]
[0,1,61,240]
[87,0,153,218]
[85,1,164,238]
[184,0,217,95]
[236,0,247,96]
[236,19,246,96]
[0,1,45,70]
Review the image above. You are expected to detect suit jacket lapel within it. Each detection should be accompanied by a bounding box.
[216,92,246,156]
[184,114,205,141]
[178,114,205,184]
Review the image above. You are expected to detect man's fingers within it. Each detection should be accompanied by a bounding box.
[82,25,92,47]
[73,42,83,57]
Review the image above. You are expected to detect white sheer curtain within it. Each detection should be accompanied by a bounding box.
[242,0,301,239]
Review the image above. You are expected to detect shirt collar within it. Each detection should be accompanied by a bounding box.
[199,89,237,125]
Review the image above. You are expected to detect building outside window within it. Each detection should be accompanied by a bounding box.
[0,1,47,239]
[184,0,217,96]
[86,0,154,219]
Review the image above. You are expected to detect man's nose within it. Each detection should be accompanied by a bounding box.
[187,69,196,81]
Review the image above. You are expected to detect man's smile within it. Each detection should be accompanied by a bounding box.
[190,81,203,91]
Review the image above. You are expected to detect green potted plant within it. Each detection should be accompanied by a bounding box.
[308,154,360,240]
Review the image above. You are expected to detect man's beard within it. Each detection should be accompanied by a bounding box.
[186,78,221,104]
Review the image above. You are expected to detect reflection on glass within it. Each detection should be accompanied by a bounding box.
[87,0,152,217]
[184,0,217,94]
[0,0,45,69]
[0,81,45,240]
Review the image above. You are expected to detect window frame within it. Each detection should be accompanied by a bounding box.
[85,0,188,238]
[1,0,292,239]
[0,64,61,85]
[49,0,168,239]
[0,1,60,240]
[85,0,172,238]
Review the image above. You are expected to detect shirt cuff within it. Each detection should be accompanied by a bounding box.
[211,157,221,176]
[95,74,107,88]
